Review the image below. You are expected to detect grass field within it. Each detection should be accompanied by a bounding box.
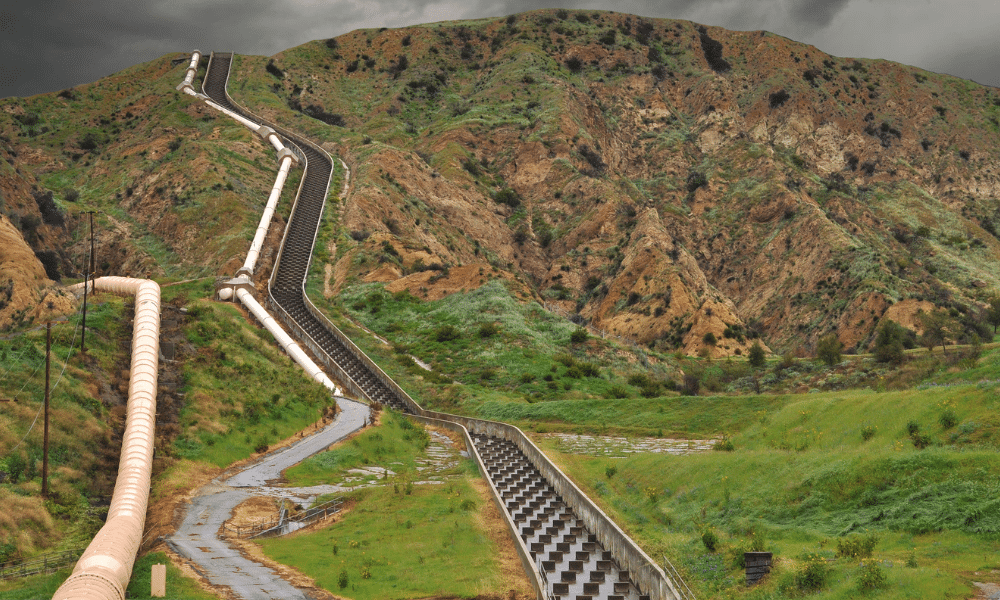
[537,373,1000,598]
[265,413,522,600]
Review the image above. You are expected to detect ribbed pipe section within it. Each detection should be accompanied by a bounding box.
[53,277,160,600]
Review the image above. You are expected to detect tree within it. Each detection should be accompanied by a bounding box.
[817,333,843,367]
[987,296,1000,335]
[874,320,906,364]
[918,310,952,353]
[748,342,766,369]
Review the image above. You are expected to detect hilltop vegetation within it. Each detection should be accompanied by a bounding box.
[221,8,1000,358]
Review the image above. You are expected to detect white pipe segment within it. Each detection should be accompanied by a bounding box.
[242,154,293,275]
[53,277,160,600]
[234,287,341,393]
[204,99,260,131]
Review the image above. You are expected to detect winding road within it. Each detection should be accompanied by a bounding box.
[168,398,369,600]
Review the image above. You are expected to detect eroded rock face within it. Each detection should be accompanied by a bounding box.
[244,10,1000,355]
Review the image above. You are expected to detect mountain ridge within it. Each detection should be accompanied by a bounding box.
[2,8,999,355]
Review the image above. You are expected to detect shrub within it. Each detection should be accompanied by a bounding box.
[702,332,717,345]
[768,89,790,108]
[33,190,64,226]
[817,333,842,366]
[606,384,629,399]
[748,342,766,369]
[906,421,920,436]
[338,569,349,589]
[519,373,535,384]
[605,465,617,479]
[478,322,500,338]
[565,56,583,73]
[681,373,700,396]
[874,320,906,364]
[912,434,933,450]
[569,328,588,344]
[797,555,828,591]
[861,424,877,441]
[857,560,887,590]
[63,188,79,202]
[939,409,958,430]
[493,187,520,208]
[434,324,460,342]
[697,26,731,72]
[714,435,735,452]
[835,532,879,558]
[265,60,284,79]
[701,529,719,552]
[577,144,606,175]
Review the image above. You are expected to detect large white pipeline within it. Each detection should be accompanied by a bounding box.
[234,288,338,391]
[53,277,161,600]
[177,50,340,394]
[175,50,202,97]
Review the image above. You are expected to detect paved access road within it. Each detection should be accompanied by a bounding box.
[168,398,369,600]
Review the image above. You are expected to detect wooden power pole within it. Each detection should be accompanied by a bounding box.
[42,322,50,498]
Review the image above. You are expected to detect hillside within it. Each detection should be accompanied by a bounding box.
[219,8,1000,357]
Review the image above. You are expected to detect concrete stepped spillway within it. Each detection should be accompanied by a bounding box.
[473,434,648,600]
[198,51,683,600]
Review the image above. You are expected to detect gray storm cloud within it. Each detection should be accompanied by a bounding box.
[1,0,997,98]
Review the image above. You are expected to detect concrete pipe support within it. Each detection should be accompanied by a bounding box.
[53,277,160,600]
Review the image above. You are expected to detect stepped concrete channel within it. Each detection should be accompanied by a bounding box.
[168,398,368,600]
[197,52,684,600]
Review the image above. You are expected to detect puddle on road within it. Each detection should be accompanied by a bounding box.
[537,433,716,457]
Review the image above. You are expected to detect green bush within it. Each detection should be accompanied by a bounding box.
[569,328,588,344]
[477,322,500,338]
[874,320,906,364]
[606,384,629,399]
[911,432,933,449]
[906,420,920,436]
[748,342,766,369]
[338,568,349,589]
[817,333,843,366]
[605,465,617,479]
[939,408,958,429]
[701,529,719,552]
[434,324,460,342]
[857,560,887,590]
[797,555,829,591]
[861,424,877,441]
[835,532,879,558]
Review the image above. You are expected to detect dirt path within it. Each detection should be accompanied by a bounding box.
[167,398,369,600]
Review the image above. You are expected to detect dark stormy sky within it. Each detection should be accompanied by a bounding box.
[1,0,997,99]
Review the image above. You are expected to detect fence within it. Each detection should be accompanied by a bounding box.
[224,497,343,539]
[0,547,84,580]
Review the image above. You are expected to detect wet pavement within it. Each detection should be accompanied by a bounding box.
[168,398,369,600]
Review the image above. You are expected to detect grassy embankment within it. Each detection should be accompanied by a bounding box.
[265,411,524,600]
[535,354,1000,599]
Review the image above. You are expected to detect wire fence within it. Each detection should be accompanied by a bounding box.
[0,546,84,580]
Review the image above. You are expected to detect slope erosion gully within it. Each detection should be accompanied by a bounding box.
[200,51,681,600]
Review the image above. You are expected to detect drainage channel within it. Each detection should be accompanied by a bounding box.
[199,52,678,600]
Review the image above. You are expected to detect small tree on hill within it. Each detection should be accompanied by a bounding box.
[874,320,906,364]
[918,310,953,354]
[817,333,843,367]
[748,342,766,369]
[987,296,1000,335]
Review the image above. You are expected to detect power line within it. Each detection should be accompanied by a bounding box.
[3,317,80,457]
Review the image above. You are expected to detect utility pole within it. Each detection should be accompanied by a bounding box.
[81,211,95,354]
[42,322,50,499]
